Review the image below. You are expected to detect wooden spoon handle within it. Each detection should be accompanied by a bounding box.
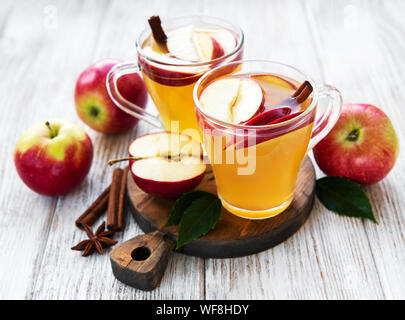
[110,230,175,291]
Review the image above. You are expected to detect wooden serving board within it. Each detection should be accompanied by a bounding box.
[110,157,315,290]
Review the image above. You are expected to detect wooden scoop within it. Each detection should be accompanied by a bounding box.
[110,229,175,291]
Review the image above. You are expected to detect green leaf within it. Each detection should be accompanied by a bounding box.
[315,176,377,223]
[165,190,214,226]
[176,195,222,249]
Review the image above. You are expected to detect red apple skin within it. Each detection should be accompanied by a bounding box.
[14,120,93,196]
[242,107,292,126]
[138,56,202,87]
[210,37,225,60]
[75,59,148,134]
[130,170,205,198]
[313,104,399,185]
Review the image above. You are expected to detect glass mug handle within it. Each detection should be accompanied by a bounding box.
[106,61,162,129]
[308,84,343,150]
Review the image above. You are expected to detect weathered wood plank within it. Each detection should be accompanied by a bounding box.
[304,0,405,299]
[203,0,385,300]
[0,0,73,299]
[31,0,205,299]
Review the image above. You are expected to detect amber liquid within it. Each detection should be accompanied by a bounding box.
[201,73,314,219]
[141,73,201,141]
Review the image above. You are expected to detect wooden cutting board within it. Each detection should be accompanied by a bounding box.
[110,156,315,290]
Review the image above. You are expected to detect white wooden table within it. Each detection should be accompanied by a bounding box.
[1,0,404,300]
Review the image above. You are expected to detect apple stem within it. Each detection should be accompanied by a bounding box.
[107,157,141,166]
[45,121,57,139]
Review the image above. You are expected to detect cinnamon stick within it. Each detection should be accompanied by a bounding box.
[291,80,313,103]
[75,185,111,230]
[107,168,124,231]
[117,166,129,231]
[148,15,168,52]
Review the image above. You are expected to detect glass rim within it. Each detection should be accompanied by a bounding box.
[193,59,319,130]
[135,15,244,67]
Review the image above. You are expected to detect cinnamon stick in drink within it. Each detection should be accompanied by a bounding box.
[271,80,313,111]
[291,80,313,103]
[148,15,168,52]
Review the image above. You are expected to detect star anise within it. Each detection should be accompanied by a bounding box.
[71,221,117,257]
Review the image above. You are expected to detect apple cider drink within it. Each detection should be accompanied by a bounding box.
[194,60,342,219]
[197,72,314,218]
[137,16,244,141]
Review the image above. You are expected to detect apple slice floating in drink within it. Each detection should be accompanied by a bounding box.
[268,111,303,125]
[211,29,237,54]
[213,78,313,150]
[166,26,225,62]
[193,31,224,61]
[199,78,241,122]
[109,132,206,198]
[144,16,239,86]
[230,111,309,151]
[243,107,292,126]
[232,79,265,124]
[199,78,264,124]
[167,26,201,62]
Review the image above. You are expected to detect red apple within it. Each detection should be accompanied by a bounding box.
[108,132,205,197]
[313,103,399,185]
[14,120,93,195]
[75,59,148,134]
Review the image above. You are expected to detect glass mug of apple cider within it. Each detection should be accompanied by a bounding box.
[194,60,343,219]
[106,16,244,142]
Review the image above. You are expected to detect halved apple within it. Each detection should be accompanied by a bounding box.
[128,131,201,158]
[131,156,206,198]
[199,78,264,124]
[128,132,206,198]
